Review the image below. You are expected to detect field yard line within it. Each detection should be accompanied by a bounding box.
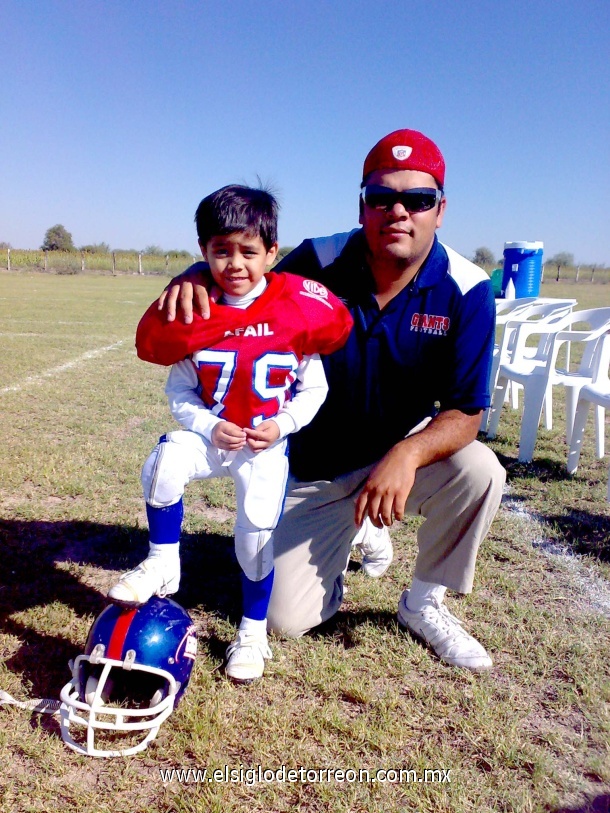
[502,490,610,618]
[0,340,126,394]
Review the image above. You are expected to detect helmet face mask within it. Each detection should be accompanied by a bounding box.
[59,597,196,758]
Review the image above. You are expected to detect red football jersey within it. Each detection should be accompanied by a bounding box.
[136,273,353,428]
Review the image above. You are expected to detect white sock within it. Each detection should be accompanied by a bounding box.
[406,577,446,612]
[238,616,268,637]
[148,541,180,562]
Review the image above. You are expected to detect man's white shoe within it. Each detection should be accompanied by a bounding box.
[107,557,180,606]
[225,630,272,683]
[353,519,393,577]
[397,590,492,672]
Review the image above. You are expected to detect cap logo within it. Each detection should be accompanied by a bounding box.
[392,146,412,161]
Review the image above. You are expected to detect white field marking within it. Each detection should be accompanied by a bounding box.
[501,491,610,619]
[0,332,42,338]
[0,339,126,395]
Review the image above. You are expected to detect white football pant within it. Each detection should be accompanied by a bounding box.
[141,430,288,582]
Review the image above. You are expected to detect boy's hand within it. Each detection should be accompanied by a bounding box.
[212,421,247,451]
[157,264,214,323]
[244,421,280,452]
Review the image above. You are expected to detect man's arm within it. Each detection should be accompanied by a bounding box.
[354,409,482,528]
[156,234,354,322]
[156,245,309,323]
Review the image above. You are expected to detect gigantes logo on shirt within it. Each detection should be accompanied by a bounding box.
[301,279,333,309]
[410,313,450,335]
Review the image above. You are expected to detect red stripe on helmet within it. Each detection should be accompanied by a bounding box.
[107,608,138,661]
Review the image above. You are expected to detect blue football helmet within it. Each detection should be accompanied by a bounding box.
[60,596,196,757]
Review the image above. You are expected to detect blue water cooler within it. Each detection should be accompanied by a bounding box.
[501,241,544,298]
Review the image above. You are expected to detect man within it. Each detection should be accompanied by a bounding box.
[154,128,506,671]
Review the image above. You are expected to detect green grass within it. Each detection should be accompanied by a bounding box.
[0,272,609,812]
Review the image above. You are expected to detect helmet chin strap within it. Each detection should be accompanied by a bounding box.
[0,688,61,715]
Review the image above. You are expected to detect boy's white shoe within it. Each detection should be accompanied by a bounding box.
[397,590,493,672]
[107,557,180,606]
[353,519,393,577]
[225,630,272,683]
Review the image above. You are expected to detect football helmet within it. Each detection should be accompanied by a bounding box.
[60,596,196,757]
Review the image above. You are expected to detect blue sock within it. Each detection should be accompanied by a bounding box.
[146,499,183,545]
[241,569,274,621]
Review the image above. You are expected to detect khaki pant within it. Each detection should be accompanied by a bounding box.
[267,440,505,637]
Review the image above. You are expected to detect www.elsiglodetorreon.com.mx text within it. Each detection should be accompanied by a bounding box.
[159,766,451,786]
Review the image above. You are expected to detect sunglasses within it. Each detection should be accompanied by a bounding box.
[361,185,442,213]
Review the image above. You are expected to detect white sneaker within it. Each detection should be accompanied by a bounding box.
[397,590,492,672]
[107,557,180,606]
[225,630,272,683]
[353,519,393,577]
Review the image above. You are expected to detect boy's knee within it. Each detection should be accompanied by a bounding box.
[234,528,274,582]
[141,434,190,506]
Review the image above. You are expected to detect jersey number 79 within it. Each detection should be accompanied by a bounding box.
[194,349,299,427]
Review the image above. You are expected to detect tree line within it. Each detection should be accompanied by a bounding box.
[0,226,603,275]
[6,223,194,259]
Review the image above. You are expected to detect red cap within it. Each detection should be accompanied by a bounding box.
[362,129,445,187]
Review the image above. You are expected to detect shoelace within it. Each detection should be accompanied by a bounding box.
[120,561,170,597]
[422,600,470,638]
[0,689,60,715]
[227,633,272,660]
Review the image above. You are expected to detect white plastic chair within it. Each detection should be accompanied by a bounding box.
[487,307,610,462]
[494,297,538,324]
[567,334,610,500]
[481,299,576,431]
[504,300,578,416]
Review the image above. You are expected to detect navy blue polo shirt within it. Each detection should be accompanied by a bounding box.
[276,230,495,482]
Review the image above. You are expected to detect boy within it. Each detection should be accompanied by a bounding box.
[109,185,353,682]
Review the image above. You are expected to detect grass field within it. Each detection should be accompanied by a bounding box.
[0,272,609,813]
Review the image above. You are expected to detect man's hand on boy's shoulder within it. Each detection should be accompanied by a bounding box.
[158,261,214,323]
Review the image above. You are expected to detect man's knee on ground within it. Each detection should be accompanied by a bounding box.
[266,611,308,639]
[267,589,317,638]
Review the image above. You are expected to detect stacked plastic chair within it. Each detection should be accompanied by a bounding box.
[567,333,610,500]
[487,307,610,462]
[481,298,576,432]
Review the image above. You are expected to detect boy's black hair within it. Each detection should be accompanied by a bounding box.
[195,185,278,250]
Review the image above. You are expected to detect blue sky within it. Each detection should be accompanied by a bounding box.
[1,0,609,265]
